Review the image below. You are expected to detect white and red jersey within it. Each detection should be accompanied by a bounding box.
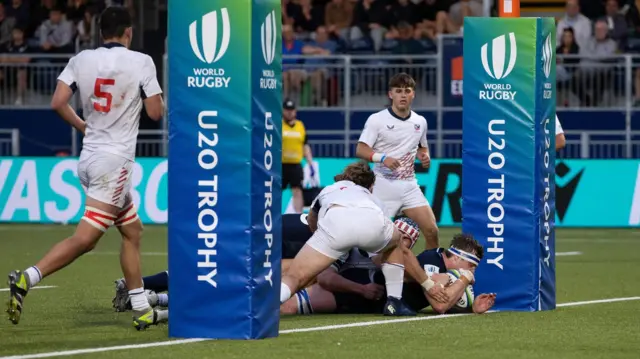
[311,180,387,216]
[57,43,162,161]
[358,108,429,180]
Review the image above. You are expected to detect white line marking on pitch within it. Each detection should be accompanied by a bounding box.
[556,251,582,256]
[0,286,57,292]
[1,296,639,359]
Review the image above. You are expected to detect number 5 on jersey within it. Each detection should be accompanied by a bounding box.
[94,78,115,113]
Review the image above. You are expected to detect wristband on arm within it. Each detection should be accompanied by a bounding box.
[370,152,387,163]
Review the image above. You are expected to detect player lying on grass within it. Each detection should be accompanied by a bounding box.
[112,216,449,315]
[112,213,317,311]
[281,232,496,315]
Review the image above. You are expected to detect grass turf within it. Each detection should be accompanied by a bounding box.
[0,225,639,358]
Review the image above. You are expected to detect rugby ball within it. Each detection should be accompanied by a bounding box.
[446,269,475,310]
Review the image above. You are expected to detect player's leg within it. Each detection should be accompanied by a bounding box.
[114,194,161,330]
[290,164,304,213]
[6,153,118,324]
[363,217,416,316]
[280,284,337,315]
[401,183,439,249]
[280,241,337,304]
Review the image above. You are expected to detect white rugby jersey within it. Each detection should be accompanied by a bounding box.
[358,108,429,180]
[311,180,386,217]
[57,43,162,161]
[555,115,564,135]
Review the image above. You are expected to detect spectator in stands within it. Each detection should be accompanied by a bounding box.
[5,0,29,30]
[386,0,420,39]
[0,3,16,48]
[306,26,338,106]
[0,27,32,105]
[31,0,56,38]
[350,0,388,52]
[282,0,295,26]
[37,7,74,54]
[448,0,483,34]
[576,19,618,106]
[557,0,592,49]
[291,0,323,38]
[324,0,355,41]
[66,0,88,23]
[556,27,580,105]
[283,23,312,100]
[624,0,640,37]
[602,0,628,47]
[414,0,457,40]
[391,21,424,62]
[76,7,96,50]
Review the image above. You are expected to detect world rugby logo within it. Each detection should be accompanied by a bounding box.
[189,9,230,64]
[261,10,277,65]
[481,32,517,80]
[542,33,553,79]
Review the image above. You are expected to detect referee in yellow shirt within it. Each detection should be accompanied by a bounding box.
[282,99,314,213]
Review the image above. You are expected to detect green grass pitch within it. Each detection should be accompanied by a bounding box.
[1,225,639,359]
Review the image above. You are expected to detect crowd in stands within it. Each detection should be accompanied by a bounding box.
[0,0,133,104]
[4,0,640,107]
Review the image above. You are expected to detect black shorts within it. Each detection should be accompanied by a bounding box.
[333,268,385,314]
[282,163,303,189]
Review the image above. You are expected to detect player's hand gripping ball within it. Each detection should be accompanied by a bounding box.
[445,269,475,310]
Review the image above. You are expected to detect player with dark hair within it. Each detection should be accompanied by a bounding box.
[281,232,496,316]
[6,6,165,330]
[356,72,440,250]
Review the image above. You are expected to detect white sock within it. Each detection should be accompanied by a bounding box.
[280,283,292,304]
[129,288,150,312]
[157,309,169,323]
[24,266,42,288]
[158,293,169,307]
[382,263,405,299]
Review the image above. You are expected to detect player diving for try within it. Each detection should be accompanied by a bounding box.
[279,161,449,316]
[281,231,496,316]
[356,72,440,250]
[6,6,165,330]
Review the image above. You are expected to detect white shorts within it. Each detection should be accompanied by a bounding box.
[307,206,395,259]
[77,151,134,209]
[373,175,429,217]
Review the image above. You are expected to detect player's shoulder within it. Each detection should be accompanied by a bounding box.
[410,110,427,124]
[366,108,392,122]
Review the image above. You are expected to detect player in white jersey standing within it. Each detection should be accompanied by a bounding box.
[5,6,165,330]
[279,161,448,316]
[356,73,439,249]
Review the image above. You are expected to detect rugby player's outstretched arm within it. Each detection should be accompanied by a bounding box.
[51,81,86,134]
